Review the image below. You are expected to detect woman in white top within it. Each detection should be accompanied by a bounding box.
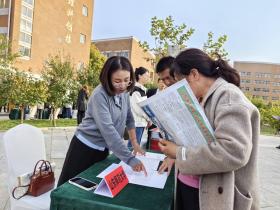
[128,67,150,148]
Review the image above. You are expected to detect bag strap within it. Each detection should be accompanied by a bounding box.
[32,160,45,175]
[38,160,48,176]
[12,184,30,200]
[44,160,53,173]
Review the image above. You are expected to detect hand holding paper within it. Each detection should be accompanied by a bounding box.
[158,139,178,159]
[158,157,175,175]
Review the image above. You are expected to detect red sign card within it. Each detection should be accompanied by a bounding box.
[104,166,128,197]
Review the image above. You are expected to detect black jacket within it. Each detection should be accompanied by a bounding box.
[77,89,89,111]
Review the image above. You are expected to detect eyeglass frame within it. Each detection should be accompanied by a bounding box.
[112,81,133,89]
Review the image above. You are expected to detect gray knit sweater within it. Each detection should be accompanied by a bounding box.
[75,85,140,167]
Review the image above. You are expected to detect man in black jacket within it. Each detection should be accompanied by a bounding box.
[77,85,89,125]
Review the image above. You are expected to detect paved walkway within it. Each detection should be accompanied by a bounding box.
[0,128,280,210]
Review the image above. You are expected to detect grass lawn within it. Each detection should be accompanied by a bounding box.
[0,119,77,131]
[0,119,278,137]
[261,125,277,136]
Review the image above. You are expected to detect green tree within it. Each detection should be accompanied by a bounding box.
[42,55,75,126]
[203,32,229,60]
[140,16,229,63]
[8,70,47,123]
[0,34,19,68]
[260,105,280,133]
[139,16,195,62]
[77,44,106,89]
[0,34,19,107]
[0,68,14,107]
[247,95,267,110]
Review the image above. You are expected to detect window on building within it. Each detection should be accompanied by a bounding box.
[262,88,269,93]
[274,74,280,79]
[82,5,88,16]
[255,80,270,85]
[23,0,34,6]
[272,89,280,94]
[20,19,32,33]
[240,71,251,77]
[117,51,129,58]
[80,34,86,44]
[245,87,250,91]
[21,5,33,19]
[241,79,251,84]
[272,96,279,101]
[19,45,31,57]
[108,52,116,57]
[0,0,9,8]
[255,72,271,78]
[20,32,32,44]
[272,82,280,87]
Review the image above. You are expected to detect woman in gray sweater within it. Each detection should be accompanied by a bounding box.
[58,56,146,186]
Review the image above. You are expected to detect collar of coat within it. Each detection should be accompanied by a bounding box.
[200,77,227,108]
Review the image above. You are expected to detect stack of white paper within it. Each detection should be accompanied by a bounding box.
[96,152,168,189]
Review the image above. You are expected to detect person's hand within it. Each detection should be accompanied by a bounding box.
[132,143,146,156]
[132,162,147,176]
[158,139,178,159]
[158,157,175,175]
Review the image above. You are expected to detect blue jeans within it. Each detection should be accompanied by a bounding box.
[127,127,145,148]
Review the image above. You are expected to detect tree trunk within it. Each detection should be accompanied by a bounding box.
[52,107,56,127]
[20,105,24,124]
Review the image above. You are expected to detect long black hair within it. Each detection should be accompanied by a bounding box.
[172,48,240,87]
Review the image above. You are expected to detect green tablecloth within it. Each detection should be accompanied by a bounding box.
[50,154,174,210]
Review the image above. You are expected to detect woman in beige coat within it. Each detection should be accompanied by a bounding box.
[158,48,260,210]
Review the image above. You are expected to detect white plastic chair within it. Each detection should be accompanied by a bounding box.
[3,124,51,210]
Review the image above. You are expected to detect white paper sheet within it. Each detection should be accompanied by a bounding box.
[119,161,168,189]
[96,163,119,178]
[94,179,113,197]
[96,152,168,189]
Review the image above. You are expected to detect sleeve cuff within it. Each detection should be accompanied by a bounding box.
[127,157,141,167]
[176,146,187,161]
[126,123,136,130]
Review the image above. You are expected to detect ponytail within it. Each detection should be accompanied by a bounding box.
[214,58,240,87]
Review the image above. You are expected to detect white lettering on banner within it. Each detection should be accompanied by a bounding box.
[67,8,74,17]
[67,0,75,7]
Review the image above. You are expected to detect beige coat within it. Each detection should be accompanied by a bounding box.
[176,78,260,210]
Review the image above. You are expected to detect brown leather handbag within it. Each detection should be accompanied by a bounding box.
[12,160,55,199]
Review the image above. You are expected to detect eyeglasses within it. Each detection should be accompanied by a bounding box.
[112,81,132,88]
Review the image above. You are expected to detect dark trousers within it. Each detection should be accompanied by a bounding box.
[58,135,109,186]
[176,179,199,210]
[65,108,72,118]
[37,109,43,119]
[77,110,85,125]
